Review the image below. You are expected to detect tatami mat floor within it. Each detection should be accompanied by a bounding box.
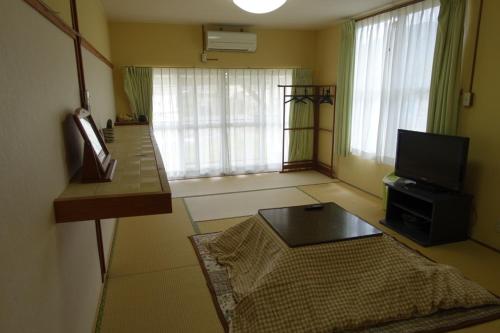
[185,187,318,221]
[198,216,251,234]
[96,174,500,333]
[170,170,336,198]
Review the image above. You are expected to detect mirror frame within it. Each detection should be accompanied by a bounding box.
[73,108,111,174]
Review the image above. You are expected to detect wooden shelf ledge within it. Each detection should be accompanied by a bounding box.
[54,125,172,223]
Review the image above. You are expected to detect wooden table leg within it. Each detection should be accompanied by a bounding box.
[95,219,106,282]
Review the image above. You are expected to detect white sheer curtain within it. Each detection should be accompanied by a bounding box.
[152,68,292,179]
[350,0,440,164]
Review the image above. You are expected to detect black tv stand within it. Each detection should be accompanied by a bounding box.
[381,181,472,246]
[395,178,448,194]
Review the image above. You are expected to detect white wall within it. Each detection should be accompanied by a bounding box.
[0,0,116,331]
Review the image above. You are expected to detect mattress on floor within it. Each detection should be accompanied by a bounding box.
[205,216,500,333]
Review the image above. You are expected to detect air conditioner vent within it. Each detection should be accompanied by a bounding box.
[205,30,257,52]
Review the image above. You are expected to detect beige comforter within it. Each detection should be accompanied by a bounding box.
[207,215,499,333]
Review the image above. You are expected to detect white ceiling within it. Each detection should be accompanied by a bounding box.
[102,0,403,29]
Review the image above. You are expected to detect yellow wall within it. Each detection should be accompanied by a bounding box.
[109,22,317,117]
[43,0,72,25]
[315,25,341,86]
[77,0,111,59]
[458,0,500,249]
[314,1,499,248]
[315,26,341,167]
[37,0,111,59]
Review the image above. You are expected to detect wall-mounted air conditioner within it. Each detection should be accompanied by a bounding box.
[204,30,257,52]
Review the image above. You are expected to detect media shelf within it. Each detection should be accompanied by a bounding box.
[381,182,472,246]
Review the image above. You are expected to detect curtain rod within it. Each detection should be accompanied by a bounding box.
[354,0,426,22]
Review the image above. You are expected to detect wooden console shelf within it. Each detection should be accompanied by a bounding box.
[54,125,172,223]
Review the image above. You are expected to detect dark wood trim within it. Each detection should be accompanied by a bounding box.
[69,0,87,109]
[115,121,150,126]
[202,25,207,52]
[69,0,79,31]
[150,127,171,193]
[283,163,314,168]
[74,39,87,109]
[330,85,337,177]
[470,238,500,254]
[81,37,114,69]
[95,219,106,282]
[54,192,172,223]
[281,86,286,172]
[278,84,337,88]
[280,84,336,175]
[312,87,320,163]
[469,0,484,92]
[23,0,77,39]
[282,161,315,172]
[22,0,113,71]
[315,161,334,178]
[284,127,315,131]
[354,0,426,22]
[283,160,315,165]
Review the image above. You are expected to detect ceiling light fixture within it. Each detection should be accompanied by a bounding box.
[233,0,287,14]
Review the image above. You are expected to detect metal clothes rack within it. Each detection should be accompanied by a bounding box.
[278,84,336,178]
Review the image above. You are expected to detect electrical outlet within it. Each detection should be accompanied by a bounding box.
[201,52,208,63]
[462,92,474,107]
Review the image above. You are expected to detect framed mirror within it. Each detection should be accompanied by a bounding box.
[73,108,116,182]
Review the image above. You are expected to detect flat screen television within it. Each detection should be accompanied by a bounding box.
[395,130,469,191]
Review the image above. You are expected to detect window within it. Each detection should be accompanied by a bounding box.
[152,68,292,179]
[350,0,440,164]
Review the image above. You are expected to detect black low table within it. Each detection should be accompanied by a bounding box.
[258,202,382,247]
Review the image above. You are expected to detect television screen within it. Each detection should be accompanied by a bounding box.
[395,130,469,191]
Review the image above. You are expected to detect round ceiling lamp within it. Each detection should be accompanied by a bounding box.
[233,0,287,14]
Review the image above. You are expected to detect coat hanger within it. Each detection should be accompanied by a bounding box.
[319,88,334,105]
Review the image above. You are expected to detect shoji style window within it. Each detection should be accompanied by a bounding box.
[152,68,292,179]
[350,0,440,164]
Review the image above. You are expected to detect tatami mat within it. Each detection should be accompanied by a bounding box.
[99,266,223,333]
[454,320,500,332]
[98,179,500,333]
[185,187,318,222]
[170,170,336,198]
[299,182,385,222]
[198,216,251,234]
[108,199,198,277]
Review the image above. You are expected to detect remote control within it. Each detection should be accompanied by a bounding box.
[305,204,324,210]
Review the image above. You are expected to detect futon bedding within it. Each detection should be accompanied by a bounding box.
[205,215,500,333]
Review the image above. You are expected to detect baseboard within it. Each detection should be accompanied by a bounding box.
[470,238,500,254]
[314,162,335,178]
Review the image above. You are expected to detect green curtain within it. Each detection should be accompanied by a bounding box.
[123,66,153,121]
[426,0,466,135]
[334,20,356,157]
[288,69,314,162]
